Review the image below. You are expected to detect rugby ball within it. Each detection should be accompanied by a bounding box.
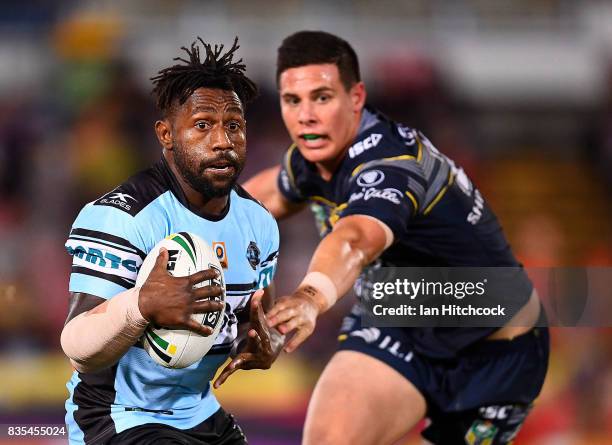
[135,232,225,369]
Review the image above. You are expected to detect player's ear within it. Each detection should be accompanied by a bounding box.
[350,81,366,112]
[155,119,174,150]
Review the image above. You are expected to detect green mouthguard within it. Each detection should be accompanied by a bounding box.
[303,134,321,140]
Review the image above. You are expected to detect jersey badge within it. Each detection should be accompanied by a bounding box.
[356,170,385,187]
[246,241,260,270]
[465,420,498,445]
[213,241,229,269]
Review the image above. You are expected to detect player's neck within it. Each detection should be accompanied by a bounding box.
[181,182,229,216]
[315,151,348,181]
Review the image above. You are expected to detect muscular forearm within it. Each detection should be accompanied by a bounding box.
[60,287,148,373]
[299,217,389,312]
[267,217,391,352]
[307,229,368,304]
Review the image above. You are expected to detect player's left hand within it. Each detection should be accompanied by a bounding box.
[213,290,284,388]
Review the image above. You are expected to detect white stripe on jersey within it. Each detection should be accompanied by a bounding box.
[66,238,142,282]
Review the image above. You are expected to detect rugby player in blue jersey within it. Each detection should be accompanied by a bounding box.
[60,37,283,445]
[245,31,549,445]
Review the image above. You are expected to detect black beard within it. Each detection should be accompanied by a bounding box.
[173,145,242,200]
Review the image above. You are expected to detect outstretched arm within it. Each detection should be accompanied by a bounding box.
[267,214,393,352]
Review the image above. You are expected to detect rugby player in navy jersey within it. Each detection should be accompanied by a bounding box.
[61,37,283,445]
[244,31,549,445]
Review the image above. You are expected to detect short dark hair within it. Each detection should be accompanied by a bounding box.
[276,30,360,91]
[152,36,258,116]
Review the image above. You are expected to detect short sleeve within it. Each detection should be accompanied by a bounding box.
[65,203,147,299]
[340,166,425,239]
[256,214,280,289]
[277,145,306,203]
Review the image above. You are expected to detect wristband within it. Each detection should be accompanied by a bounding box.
[298,271,338,312]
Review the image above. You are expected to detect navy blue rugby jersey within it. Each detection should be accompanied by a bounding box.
[277,106,532,358]
[64,157,279,444]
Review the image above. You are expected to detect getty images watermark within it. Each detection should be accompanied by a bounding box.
[358,267,612,328]
[370,277,506,317]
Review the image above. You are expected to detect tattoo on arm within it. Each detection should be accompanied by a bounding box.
[300,286,319,297]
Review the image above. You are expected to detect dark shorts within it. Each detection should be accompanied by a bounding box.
[338,313,549,444]
[108,408,247,445]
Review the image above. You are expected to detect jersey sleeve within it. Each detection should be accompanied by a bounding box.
[65,203,147,299]
[277,145,306,203]
[256,213,280,289]
[339,163,426,239]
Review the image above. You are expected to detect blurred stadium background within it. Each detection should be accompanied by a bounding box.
[0,1,611,444]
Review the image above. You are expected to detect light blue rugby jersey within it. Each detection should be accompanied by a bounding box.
[64,158,279,445]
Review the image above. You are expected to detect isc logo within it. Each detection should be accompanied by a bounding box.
[348,134,382,158]
[479,405,513,420]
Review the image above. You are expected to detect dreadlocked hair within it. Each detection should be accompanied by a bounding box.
[151,36,258,116]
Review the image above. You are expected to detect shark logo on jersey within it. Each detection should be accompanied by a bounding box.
[356,170,385,187]
[94,190,138,214]
[246,241,260,270]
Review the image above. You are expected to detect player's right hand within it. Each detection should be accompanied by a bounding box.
[138,248,224,337]
[213,290,284,388]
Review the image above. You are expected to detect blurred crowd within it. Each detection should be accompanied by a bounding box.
[0,2,611,444]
